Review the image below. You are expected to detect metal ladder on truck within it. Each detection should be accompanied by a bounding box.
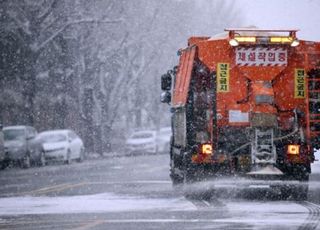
[251,129,276,164]
[306,71,320,148]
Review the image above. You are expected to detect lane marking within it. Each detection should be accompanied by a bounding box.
[0,220,98,227]
[31,182,88,195]
[189,200,211,209]
[19,183,72,195]
[72,220,105,230]
[80,180,171,185]
[202,200,211,207]
[1,180,172,197]
[0,183,70,197]
[0,219,226,228]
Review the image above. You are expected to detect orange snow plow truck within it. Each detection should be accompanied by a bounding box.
[161,28,320,199]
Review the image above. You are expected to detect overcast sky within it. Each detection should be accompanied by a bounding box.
[236,0,320,41]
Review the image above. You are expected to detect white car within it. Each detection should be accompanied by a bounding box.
[3,125,44,168]
[156,127,171,153]
[126,131,157,154]
[37,129,85,164]
[312,149,320,174]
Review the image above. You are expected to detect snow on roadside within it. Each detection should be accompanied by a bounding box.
[0,194,311,229]
[0,193,195,215]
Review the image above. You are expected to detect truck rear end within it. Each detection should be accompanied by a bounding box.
[161,29,320,199]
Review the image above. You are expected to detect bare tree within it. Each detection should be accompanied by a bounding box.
[0,0,120,126]
[0,0,242,154]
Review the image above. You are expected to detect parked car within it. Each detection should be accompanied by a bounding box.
[3,125,45,168]
[156,127,171,153]
[126,130,158,155]
[0,124,6,169]
[37,129,85,164]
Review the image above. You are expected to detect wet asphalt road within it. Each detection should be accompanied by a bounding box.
[0,153,319,230]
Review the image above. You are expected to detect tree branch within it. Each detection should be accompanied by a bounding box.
[34,18,122,52]
[37,0,58,22]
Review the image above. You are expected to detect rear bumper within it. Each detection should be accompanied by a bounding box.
[126,146,157,154]
[44,150,67,160]
[6,150,26,161]
[186,161,310,181]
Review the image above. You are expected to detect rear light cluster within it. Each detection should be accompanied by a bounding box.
[191,143,213,164]
[201,144,212,155]
[287,144,300,155]
[286,144,313,164]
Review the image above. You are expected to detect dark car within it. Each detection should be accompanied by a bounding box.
[3,126,45,168]
[0,124,5,169]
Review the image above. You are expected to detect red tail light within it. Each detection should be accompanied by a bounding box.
[287,145,300,155]
[201,144,212,155]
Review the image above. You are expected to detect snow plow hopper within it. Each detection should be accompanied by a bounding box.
[161,28,320,199]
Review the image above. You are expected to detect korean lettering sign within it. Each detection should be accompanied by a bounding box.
[236,47,287,66]
[217,63,230,92]
[294,69,306,98]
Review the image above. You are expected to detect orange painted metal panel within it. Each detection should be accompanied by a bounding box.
[172,46,196,107]
[179,34,320,131]
[174,31,320,165]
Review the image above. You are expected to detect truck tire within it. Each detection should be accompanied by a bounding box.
[279,184,308,201]
[170,151,183,185]
[171,173,184,185]
[291,184,308,200]
[280,172,309,200]
[183,169,195,183]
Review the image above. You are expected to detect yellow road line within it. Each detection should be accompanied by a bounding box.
[5,180,171,197]
[4,182,90,197]
[2,183,69,197]
[19,183,71,195]
[32,182,88,195]
[71,220,105,230]
[0,220,88,227]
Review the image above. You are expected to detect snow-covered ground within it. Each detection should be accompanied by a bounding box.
[0,193,313,228]
[0,193,196,215]
[0,154,319,229]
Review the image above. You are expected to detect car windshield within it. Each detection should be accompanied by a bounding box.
[131,133,153,139]
[3,129,25,141]
[39,133,67,143]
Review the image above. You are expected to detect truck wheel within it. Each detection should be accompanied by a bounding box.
[170,155,183,185]
[183,166,197,184]
[182,152,197,183]
[281,174,309,200]
[292,171,309,200]
[284,184,308,201]
[169,142,184,185]
[171,173,183,185]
